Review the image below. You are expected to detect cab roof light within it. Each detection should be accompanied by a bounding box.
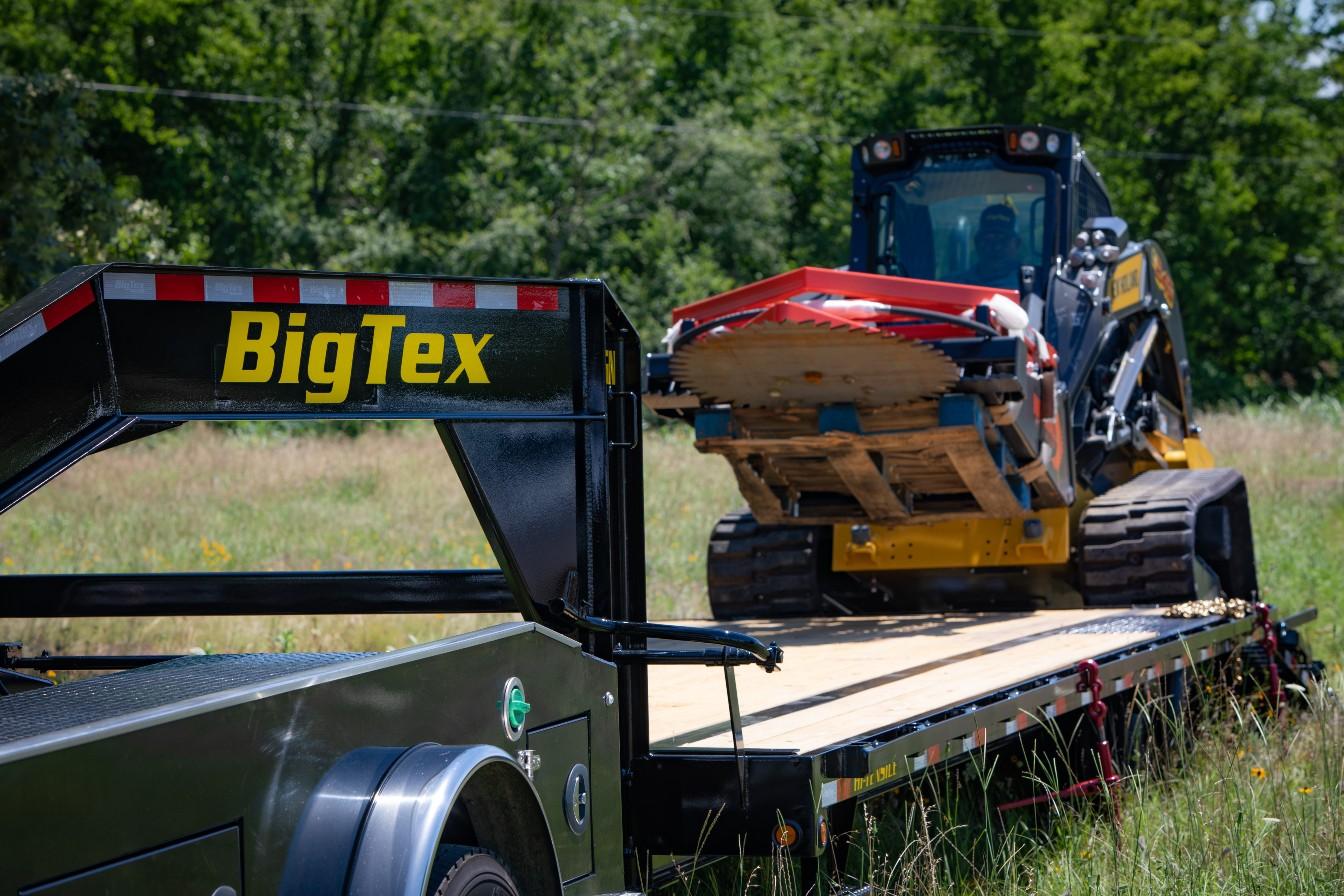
[862,134,905,168]
[1007,126,1066,156]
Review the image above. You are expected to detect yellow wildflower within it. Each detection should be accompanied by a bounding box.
[1250,766,1267,779]
[1298,786,1315,795]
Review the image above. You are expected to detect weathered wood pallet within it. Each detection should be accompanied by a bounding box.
[696,400,1027,525]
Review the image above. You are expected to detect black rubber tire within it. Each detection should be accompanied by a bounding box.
[706,510,825,619]
[428,846,520,896]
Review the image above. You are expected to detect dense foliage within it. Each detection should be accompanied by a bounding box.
[2,0,1340,400]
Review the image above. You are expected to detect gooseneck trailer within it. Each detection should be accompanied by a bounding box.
[0,262,1319,894]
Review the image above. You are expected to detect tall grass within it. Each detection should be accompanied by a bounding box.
[0,403,1340,893]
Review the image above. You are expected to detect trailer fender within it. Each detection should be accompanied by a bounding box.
[282,743,562,896]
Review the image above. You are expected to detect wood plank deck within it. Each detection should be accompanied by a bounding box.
[648,608,1196,753]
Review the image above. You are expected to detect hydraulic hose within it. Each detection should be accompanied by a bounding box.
[671,302,1000,350]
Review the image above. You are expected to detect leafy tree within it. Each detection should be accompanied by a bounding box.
[0,0,1338,400]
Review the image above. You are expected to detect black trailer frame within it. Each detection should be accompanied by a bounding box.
[0,263,1318,894]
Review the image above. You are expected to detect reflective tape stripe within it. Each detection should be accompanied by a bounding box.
[389,280,433,307]
[474,283,518,310]
[0,282,96,362]
[961,727,989,751]
[0,315,47,362]
[518,284,560,311]
[42,282,95,328]
[155,272,205,301]
[345,279,390,306]
[104,272,157,300]
[820,779,839,807]
[99,274,561,310]
[299,278,345,305]
[205,275,254,303]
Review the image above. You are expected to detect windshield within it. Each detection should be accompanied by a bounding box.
[871,156,1053,290]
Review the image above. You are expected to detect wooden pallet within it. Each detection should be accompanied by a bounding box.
[695,401,1027,524]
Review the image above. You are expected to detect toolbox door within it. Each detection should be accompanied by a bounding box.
[528,715,593,883]
[21,826,242,895]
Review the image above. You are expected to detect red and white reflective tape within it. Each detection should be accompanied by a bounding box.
[961,726,989,752]
[0,282,95,362]
[101,272,562,311]
[909,741,944,772]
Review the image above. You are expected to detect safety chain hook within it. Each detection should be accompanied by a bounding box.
[1252,602,1284,717]
[996,658,1121,817]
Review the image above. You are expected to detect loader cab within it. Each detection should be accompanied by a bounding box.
[849,125,1085,291]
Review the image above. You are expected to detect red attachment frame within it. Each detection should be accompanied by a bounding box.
[1253,603,1284,716]
[671,266,1014,323]
[997,658,1121,814]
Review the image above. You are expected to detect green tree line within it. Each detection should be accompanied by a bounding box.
[2,0,1341,400]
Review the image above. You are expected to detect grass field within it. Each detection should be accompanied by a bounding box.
[2,401,1342,893]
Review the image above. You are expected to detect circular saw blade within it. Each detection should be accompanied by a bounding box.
[670,321,960,408]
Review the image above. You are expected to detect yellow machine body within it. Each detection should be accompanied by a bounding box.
[833,507,1071,573]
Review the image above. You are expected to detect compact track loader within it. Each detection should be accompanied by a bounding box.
[646,124,1258,618]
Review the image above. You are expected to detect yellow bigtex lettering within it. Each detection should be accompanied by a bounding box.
[218,310,496,403]
[221,311,279,382]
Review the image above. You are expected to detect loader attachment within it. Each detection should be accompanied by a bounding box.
[646,266,1073,525]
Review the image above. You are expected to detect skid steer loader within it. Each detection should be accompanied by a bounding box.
[645,125,1257,618]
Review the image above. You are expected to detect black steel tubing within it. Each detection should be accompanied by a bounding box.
[8,654,183,671]
[0,570,517,617]
[612,648,761,666]
[568,613,782,671]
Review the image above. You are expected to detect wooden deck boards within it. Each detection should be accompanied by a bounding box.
[648,608,1183,752]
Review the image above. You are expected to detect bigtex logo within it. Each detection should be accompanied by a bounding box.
[220,310,493,403]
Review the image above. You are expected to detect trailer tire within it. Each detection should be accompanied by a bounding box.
[430,846,520,896]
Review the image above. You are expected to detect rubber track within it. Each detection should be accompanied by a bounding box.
[706,511,822,619]
[1078,467,1251,606]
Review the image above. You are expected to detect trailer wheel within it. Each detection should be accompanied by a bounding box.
[429,846,520,896]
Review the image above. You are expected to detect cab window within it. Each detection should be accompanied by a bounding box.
[1074,166,1112,232]
[871,156,1052,291]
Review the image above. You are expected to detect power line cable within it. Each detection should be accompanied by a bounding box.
[5,73,1335,166]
